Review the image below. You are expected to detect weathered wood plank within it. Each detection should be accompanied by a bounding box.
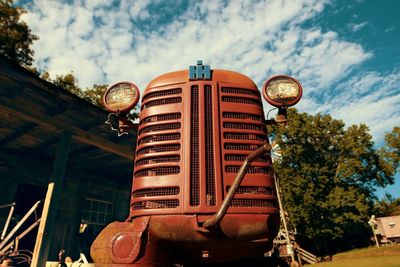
[31,131,72,267]
[0,97,133,160]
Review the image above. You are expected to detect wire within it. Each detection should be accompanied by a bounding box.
[266,107,278,121]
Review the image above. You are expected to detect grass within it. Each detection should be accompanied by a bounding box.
[309,244,400,267]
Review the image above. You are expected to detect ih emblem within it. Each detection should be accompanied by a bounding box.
[189,60,211,80]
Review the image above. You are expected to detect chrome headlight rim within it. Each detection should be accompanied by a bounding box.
[262,75,303,108]
[103,81,140,113]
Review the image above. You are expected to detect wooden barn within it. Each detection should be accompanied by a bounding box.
[0,56,137,265]
[375,215,400,244]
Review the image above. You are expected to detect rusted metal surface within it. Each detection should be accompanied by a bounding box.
[92,214,279,265]
[91,217,150,264]
[131,69,277,219]
[203,143,272,229]
[92,65,282,265]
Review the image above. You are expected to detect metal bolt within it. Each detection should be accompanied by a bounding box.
[202,250,210,258]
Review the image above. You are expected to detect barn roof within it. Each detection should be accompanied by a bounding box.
[0,55,137,180]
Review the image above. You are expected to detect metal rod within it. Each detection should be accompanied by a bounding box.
[1,203,15,240]
[0,200,42,251]
[0,218,41,254]
[203,143,271,229]
[0,203,16,209]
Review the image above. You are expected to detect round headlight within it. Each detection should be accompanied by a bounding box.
[103,82,140,113]
[262,75,302,107]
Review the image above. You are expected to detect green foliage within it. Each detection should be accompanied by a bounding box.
[269,109,396,255]
[379,127,400,175]
[51,72,83,97]
[0,0,38,66]
[374,193,400,217]
[83,84,108,107]
[41,71,107,108]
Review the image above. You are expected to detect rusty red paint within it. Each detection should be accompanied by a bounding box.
[92,68,282,266]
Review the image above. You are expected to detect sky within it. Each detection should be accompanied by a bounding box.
[18,0,400,197]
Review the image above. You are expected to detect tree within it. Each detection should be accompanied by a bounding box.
[374,193,400,217]
[379,127,400,175]
[83,84,108,107]
[51,72,83,97]
[269,109,395,255]
[0,0,38,65]
[41,71,109,108]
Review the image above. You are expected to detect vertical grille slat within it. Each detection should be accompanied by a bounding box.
[205,85,216,206]
[190,86,200,206]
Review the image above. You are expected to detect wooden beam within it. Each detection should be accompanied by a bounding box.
[0,104,70,148]
[0,97,134,160]
[31,131,72,267]
[0,123,36,147]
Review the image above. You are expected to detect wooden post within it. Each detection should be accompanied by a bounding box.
[274,173,296,263]
[31,131,72,267]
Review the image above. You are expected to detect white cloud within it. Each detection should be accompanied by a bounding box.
[348,21,368,32]
[19,0,399,143]
[329,71,400,141]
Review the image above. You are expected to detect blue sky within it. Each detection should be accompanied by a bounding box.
[18,0,399,197]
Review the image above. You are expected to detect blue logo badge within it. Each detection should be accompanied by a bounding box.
[189,60,211,80]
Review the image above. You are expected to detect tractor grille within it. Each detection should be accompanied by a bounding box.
[224,143,261,151]
[225,166,270,174]
[142,88,182,102]
[224,133,266,141]
[221,86,275,210]
[223,122,263,131]
[190,85,200,206]
[139,123,181,135]
[205,85,216,206]
[132,200,179,210]
[140,113,181,124]
[132,187,180,198]
[132,78,276,215]
[230,199,276,208]
[138,133,181,145]
[133,86,183,214]
[135,166,180,177]
[227,186,275,196]
[222,96,261,106]
[143,97,182,109]
[222,112,262,121]
[136,156,180,166]
[221,87,260,97]
[137,144,180,156]
[225,154,267,163]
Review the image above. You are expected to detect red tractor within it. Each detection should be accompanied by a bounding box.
[91,61,302,266]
